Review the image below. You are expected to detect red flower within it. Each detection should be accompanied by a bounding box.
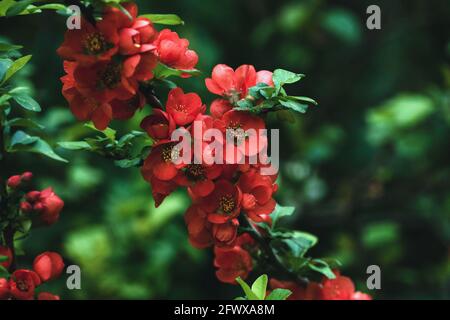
[214,110,267,161]
[184,205,213,249]
[200,180,242,224]
[25,188,64,225]
[320,272,356,300]
[9,269,41,300]
[205,64,273,102]
[38,292,60,300]
[210,99,233,119]
[141,108,176,141]
[33,252,65,283]
[119,18,157,55]
[153,29,198,73]
[0,278,9,300]
[57,18,119,66]
[141,142,187,206]
[166,87,205,126]
[238,169,277,222]
[176,163,222,198]
[212,219,239,248]
[0,246,12,269]
[110,92,146,120]
[214,246,252,284]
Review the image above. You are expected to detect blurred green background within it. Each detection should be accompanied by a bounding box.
[1,0,449,299]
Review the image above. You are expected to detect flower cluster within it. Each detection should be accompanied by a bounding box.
[1,172,65,300]
[141,64,275,283]
[0,251,64,300]
[269,271,372,300]
[58,2,198,130]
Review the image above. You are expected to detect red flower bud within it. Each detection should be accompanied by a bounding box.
[20,201,33,213]
[26,191,41,202]
[33,202,44,212]
[212,219,239,247]
[0,278,10,300]
[33,252,65,282]
[38,292,60,300]
[7,175,21,189]
[38,188,64,225]
[0,246,12,269]
[9,269,41,300]
[20,172,33,182]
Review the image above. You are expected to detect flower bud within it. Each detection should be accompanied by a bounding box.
[6,175,21,189]
[25,191,41,202]
[33,252,65,282]
[20,172,33,182]
[20,201,33,213]
[38,188,64,225]
[33,202,44,212]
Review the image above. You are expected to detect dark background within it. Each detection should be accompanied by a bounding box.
[0,0,449,299]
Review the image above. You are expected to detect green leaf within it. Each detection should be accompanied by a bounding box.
[8,130,68,162]
[84,123,116,141]
[7,117,44,129]
[290,95,318,106]
[0,42,22,52]
[279,99,308,114]
[273,69,305,90]
[0,255,8,263]
[153,62,201,79]
[5,0,36,16]
[266,288,292,300]
[114,158,142,168]
[58,141,92,150]
[0,55,32,85]
[141,13,184,25]
[236,277,260,300]
[251,274,268,300]
[308,259,336,279]
[0,265,9,278]
[271,204,295,229]
[0,58,13,82]
[11,93,41,112]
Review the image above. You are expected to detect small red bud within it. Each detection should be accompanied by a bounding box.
[33,202,44,212]
[25,191,41,202]
[6,175,21,189]
[20,172,33,182]
[33,252,65,282]
[20,202,33,213]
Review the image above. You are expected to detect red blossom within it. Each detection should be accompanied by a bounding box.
[184,205,213,249]
[9,269,41,300]
[153,29,198,74]
[200,180,242,224]
[33,252,65,283]
[166,87,205,126]
[214,245,252,284]
[140,108,176,141]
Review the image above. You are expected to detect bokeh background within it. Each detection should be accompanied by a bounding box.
[1,0,449,299]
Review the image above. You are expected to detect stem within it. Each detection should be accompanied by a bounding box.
[240,215,308,286]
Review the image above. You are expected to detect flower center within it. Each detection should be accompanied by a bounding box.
[185,164,205,181]
[219,195,235,214]
[161,144,180,163]
[226,90,241,104]
[84,32,109,55]
[174,103,187,113]
[99,62,122,89]
[17,280,29,292]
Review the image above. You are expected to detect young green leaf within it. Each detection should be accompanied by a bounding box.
[236,277,260,300]
[273,69,305,90]
[251,274,268,300]
[8,131,68,162]
[266,288,292,300]
[58,141,92,150]
[5,0,36,16]
[0,43,22,52]
[271,204,295,229]
[308,259,336,279]
[153,62,201,79]
[1,55,32,85]
[7,117,44,129]
[11,93,41,112]
[140,13,184,25]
